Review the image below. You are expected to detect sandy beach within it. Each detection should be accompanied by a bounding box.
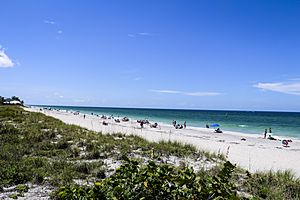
[26,107,300,177]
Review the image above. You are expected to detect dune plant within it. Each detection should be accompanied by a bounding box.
[57,158,239,200]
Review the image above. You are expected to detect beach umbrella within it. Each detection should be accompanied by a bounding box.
[210,123,220,128]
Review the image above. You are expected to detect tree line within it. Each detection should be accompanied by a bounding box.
[0,96,24,105]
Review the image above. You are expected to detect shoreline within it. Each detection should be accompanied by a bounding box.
[31,105,300,140]
[26,106,300,177]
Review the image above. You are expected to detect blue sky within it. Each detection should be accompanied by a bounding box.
[1,0,300,111]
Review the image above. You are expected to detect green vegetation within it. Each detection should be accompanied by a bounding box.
[0,106,221,187]
[57,159,238,199]
[0,106,299,199]
[0,95,24,105]
[242,170,300,200]
[0,96,4,105]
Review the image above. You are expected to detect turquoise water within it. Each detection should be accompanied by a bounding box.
[35,105,300,139]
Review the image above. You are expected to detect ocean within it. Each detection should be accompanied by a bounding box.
[35,105,300,139]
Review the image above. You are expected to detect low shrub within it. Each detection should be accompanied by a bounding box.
[56,158,239,199]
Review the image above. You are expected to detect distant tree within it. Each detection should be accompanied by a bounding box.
[5,98,12,102]
[11,96,21,101]
[0,96,4,105]
[0,96,24,106]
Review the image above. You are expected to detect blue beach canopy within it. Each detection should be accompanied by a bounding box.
[210,123,220,127]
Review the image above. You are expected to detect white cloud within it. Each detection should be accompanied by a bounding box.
[127,34,136,38]
[0,48,14,68]
[253,82,300,96]
[150,89,181,94]
[44,20,55,25]
[134,77,142,81]
[150,89,222,96]
[184,92,222,96]
[44,19,63,39]
[128,32,155,38]
[138,32,151,36]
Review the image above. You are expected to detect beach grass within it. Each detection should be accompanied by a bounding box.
[242,170,300,200]
[0,106,222,187]
[1,106,299,199]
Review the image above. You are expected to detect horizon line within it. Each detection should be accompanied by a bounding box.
[29,104,300,113]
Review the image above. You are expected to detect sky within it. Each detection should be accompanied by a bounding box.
[1,0,300,111]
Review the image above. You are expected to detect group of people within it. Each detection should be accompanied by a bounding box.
[137,119,149,128]
[86,114,124,126]
[137,119,158,129]
[172,120,186,129]
[264,127,292,147]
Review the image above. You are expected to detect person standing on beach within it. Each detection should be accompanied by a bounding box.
[264,129,267,139]
[184,121,186,129]
[269,128,272,134]
[173,120,177,127]
[84,114,86,119]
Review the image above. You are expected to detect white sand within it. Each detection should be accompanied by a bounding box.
[25,107,300,177]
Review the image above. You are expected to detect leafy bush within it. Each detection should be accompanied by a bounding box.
[16,184,29,194]
[57,158,239,199]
